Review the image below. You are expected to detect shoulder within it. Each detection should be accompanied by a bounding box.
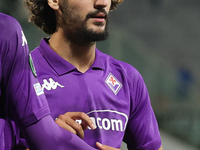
[98,49,141,81]
[0,13,21,37]
[0,13,29,61]
[0,13,29,59]
[0,13,25,51]
[30,46,43,66]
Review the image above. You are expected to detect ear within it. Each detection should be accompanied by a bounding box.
[48,0,59,10]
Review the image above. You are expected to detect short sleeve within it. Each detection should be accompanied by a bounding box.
[123,74,161,150]
[0,13,50,128]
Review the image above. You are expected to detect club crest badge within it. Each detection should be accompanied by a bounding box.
[105,73,122,95]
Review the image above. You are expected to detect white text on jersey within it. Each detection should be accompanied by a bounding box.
[91,117,124,131]
[42,78,64,91]
[21,31,27,46]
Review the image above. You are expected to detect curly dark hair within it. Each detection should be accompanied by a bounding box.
[24,0,123,35]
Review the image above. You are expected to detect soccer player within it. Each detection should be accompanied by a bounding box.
[24,0,163,149]
[0,12,115,150]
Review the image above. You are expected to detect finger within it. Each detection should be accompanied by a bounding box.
[96,142,121,150]
[56,114,85,139]
[81,120,96,130]
[65,112,96,130]
[66,112,96,130]
[96,142,104,149]
[55,117,77,135]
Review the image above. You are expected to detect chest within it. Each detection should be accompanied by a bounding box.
[33,53,133,147]
[38,68,130,122]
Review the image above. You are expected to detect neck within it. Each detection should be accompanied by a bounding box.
[48,30,96,73]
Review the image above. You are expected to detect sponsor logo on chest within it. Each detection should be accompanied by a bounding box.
[77,110,128,132]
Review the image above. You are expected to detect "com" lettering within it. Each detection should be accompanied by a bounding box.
[90,117,124,132]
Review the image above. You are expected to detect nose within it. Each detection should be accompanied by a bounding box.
[94,0,109,9]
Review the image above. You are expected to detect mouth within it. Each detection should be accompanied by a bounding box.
[91,13,107,19]
[90,13,107,23]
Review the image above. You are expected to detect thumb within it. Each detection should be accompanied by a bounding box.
[96,142,105,149]
[96,142,121,150]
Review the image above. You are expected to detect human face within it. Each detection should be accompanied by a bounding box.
[59,0,111,43]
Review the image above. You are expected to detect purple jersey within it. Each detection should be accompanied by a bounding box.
[3,117,28,150]
[30,38,162,149]
[0,13,50,149]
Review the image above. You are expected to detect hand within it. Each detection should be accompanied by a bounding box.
[55,112,96,139]
[96,142,121,150]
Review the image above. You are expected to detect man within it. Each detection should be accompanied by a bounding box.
[0,12,113,150]
[24,0,163,149]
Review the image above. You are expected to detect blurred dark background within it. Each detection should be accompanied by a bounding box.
[1,0,200,149]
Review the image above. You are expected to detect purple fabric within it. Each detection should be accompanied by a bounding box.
[29,38,162,149]
[0,12,50,128]
[23,115,97,150]
[3,118,28,150]
[0,118,5,150]
[0,13,99,150]
[0,13,50,149]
